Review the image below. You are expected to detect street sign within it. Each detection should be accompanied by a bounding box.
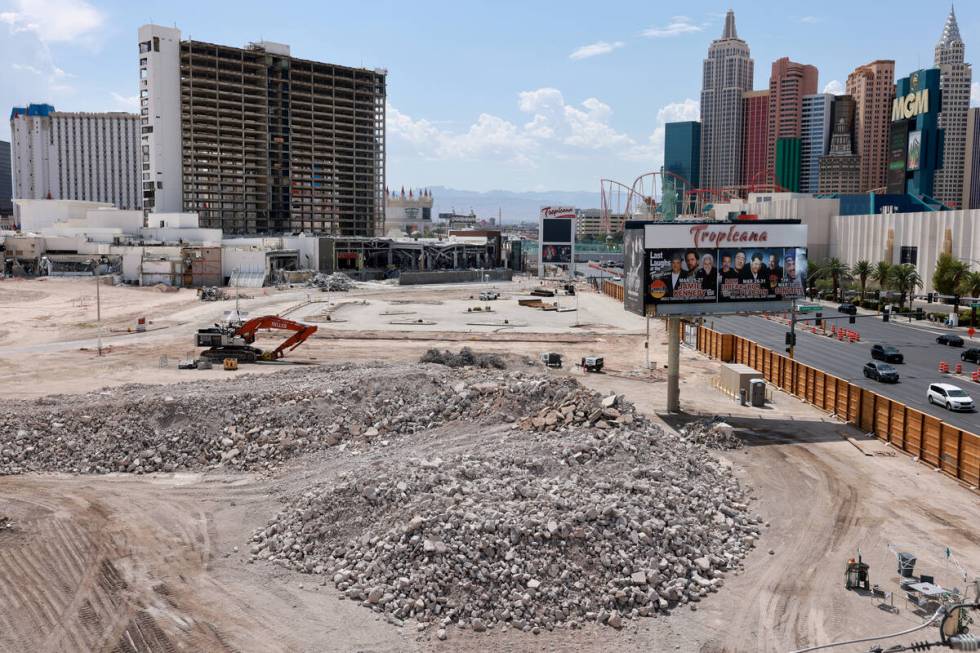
[971,302,980,309]
[797,304,821,313]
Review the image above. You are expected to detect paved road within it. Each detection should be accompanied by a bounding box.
[708,307,980,431]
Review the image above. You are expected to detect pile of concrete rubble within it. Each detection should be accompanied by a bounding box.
[0,365,638,475]
[678,419,744,450]
[309,272,354,291]
[198,286,225,302]
[250,390,757,634]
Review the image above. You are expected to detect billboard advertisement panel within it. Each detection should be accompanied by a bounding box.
[717,247,807,301]
[646,248,717,304]
[541,244,572,263]
[623,227,646,315]
[907,130,921,171]
[538,207,576,277]
[622,221,807,315]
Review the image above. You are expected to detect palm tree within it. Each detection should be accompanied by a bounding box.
[853,260,872,303]
[888,264,923,312]
[871,261,892,303]
[821,258,851,302]
[932,253,969,297]
[959,271,980,298]
[806,259,823,300]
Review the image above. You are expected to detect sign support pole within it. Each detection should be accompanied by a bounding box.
[667,316,680,412]
[788,298,796,360]
[645,316,650,369]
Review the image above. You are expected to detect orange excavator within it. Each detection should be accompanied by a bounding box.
[195,315,318,363]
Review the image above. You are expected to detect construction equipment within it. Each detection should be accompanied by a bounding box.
[844,553,870,591]
[564,283,576,296]
[196,315,318,363]
[581,356,604,373]
[540,352,562,368]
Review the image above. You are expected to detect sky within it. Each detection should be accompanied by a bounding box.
[2,0,979,194]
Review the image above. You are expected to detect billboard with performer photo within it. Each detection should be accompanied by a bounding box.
[541,244,572,263]
[623,221,807,315]
[646,248,717,304]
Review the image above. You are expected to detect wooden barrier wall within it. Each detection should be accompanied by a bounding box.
[695,326,980,489]
[601,279,624,301]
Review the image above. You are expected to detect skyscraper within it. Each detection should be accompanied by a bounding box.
[800,94,833,193]
[139,24,387,236]
[846,60,895,192]
[766,58,818,179]
[741,90,770,187]
[699,10,753,189]
[962,107,980,209]
[818,96,861,194]
[934,7,971,208]
[664,121,700,187]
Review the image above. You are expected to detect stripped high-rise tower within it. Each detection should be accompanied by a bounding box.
[933,6,972,208]
[699,10,754,189]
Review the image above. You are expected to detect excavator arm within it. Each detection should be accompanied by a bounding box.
[235,316,318,360]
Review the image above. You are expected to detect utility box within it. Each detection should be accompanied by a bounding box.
[750,379,766,407]
[718,363,763,399]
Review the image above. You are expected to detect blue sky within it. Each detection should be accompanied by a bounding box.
[2,0,978,193]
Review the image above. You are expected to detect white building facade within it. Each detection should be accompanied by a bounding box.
[138,24,183,213]
[10,105,141,211]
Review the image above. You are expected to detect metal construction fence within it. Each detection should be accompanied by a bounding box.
[694,326,980,490]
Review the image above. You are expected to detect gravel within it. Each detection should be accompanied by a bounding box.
[678,419,744,450]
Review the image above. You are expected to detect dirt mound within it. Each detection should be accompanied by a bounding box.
[419,347,505,369]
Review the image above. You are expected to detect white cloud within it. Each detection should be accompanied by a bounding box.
[569,40,624,61]
[0,0,103,44]
[624,99,700,164]
[388,87,645,169]
[643,16,702,38]
[823,80,845,95]
[972,82,980,107]
[111,92,139,110]
[11,62,43,75]
[799,16,822,24]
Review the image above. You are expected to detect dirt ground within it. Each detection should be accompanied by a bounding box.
[0,276,978,652]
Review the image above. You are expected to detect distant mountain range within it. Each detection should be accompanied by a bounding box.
[428,187,602,224]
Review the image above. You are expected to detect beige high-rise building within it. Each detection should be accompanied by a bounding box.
[933,7,972,208]
[846,60,895,192]
[765,57,818,178]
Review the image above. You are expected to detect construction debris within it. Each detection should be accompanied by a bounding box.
[419,347,505,369]
[198,286,225,302]
[679,419,744,450]
[309,272,354,292]
[249,370,757,633]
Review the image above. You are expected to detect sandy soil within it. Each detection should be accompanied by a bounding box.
[0,276,978,652]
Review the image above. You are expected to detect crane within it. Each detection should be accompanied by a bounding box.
[195,315,318,363]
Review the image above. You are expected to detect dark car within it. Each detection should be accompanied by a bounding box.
[863,361,900,383]
[838,303,858,315]
[871,344,904,363]
[936,334,965,347]
[962,348,980,363]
